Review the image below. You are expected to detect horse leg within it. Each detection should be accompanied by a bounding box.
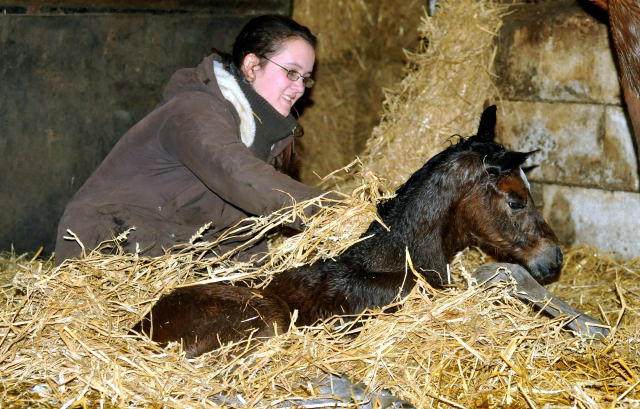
[132,283,291,357]
[472,263,610,338]
[210,374,415,408]
[620,80,640,169]
[303,374,416,409]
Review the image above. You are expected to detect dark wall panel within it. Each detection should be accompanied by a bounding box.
[0,4,289,255]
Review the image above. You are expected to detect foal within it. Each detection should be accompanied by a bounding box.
[134,106,608,358]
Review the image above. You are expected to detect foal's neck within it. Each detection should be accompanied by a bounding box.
[264,159,475,323]
[341,169,467,280]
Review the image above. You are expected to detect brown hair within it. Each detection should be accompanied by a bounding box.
[232,15,317,68]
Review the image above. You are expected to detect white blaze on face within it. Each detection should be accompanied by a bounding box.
[519,167,531,192]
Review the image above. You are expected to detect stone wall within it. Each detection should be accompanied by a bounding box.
[494,0,639,260]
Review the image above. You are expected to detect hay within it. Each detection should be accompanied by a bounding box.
[294,0,506,191]
[1,170,639,408]
[355,0,507,192]
[292,0,424,185]
[2,1,639,408]
[296,0,506,194]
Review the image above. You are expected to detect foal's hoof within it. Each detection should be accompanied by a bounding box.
[567,313,611,340]
[310,374,416,409]
[473,263,612,340]
[427,0,438,16]
[209,374,416,408]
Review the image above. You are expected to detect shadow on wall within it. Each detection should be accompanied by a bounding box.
[546,191,577,246]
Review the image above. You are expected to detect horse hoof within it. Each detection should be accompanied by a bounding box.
[473,263,612,341]
[379,397,418,409]
[312,374,416,409]
[208,374,416,408]
[570,314,611,340]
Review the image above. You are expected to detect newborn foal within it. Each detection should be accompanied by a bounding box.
[133,106,608,408]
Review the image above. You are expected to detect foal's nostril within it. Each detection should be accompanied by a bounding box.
[526,245,563,283]
[555,247,564,268]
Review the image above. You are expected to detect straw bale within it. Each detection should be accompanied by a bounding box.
[355,0,508,192]
[292,0,424,185]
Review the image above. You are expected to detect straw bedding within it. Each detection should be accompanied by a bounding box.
[1,0,639,407]
[1,216,639,408]
[2,188,639,409]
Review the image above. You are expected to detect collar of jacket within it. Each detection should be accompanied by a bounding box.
[214,61,298,161]
[212,60,256,148]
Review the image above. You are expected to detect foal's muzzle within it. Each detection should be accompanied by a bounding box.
[526,244,563,284]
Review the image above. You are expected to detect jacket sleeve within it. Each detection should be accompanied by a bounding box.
[158,92,325,224]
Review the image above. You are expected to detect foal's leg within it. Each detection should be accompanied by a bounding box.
[307,374,416,409]
[211,374,415,409]
[473,263,610,338]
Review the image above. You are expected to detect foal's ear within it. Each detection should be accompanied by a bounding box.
[500,150,538,172]
[476,105,497,141]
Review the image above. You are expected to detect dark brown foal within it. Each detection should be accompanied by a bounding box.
[134,106,608,357]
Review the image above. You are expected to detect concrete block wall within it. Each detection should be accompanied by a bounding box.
[494,0,639,260]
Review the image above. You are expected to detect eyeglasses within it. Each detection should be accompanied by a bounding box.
[261,56,315,88]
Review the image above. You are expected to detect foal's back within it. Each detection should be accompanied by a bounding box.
[133,282,290,356]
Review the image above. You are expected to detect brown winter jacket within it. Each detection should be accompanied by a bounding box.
[54,54,324,264]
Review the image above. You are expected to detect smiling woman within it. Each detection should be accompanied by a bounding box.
[243,38,315,116]
[54,15,329,265]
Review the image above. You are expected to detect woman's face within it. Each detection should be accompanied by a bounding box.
[243,37,315,117]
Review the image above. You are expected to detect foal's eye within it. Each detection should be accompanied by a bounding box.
[508,201,526,210]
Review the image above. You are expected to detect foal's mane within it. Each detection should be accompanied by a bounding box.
[340,134,517,274]
[376,136,508,220]
[364,129,534,251]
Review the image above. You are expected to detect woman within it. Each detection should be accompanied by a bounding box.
[55,15,326,264]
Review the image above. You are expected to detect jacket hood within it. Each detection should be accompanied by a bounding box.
[161,54,256,147]
[161,56,215,101]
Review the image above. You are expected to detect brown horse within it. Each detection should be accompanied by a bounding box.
[586,0,640,168]
[133,106,608,360]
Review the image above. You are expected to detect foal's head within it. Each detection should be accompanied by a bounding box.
[452,106,561,283]
[367,106,561,284]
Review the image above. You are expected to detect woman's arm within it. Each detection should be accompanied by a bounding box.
[159,92,325,224]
